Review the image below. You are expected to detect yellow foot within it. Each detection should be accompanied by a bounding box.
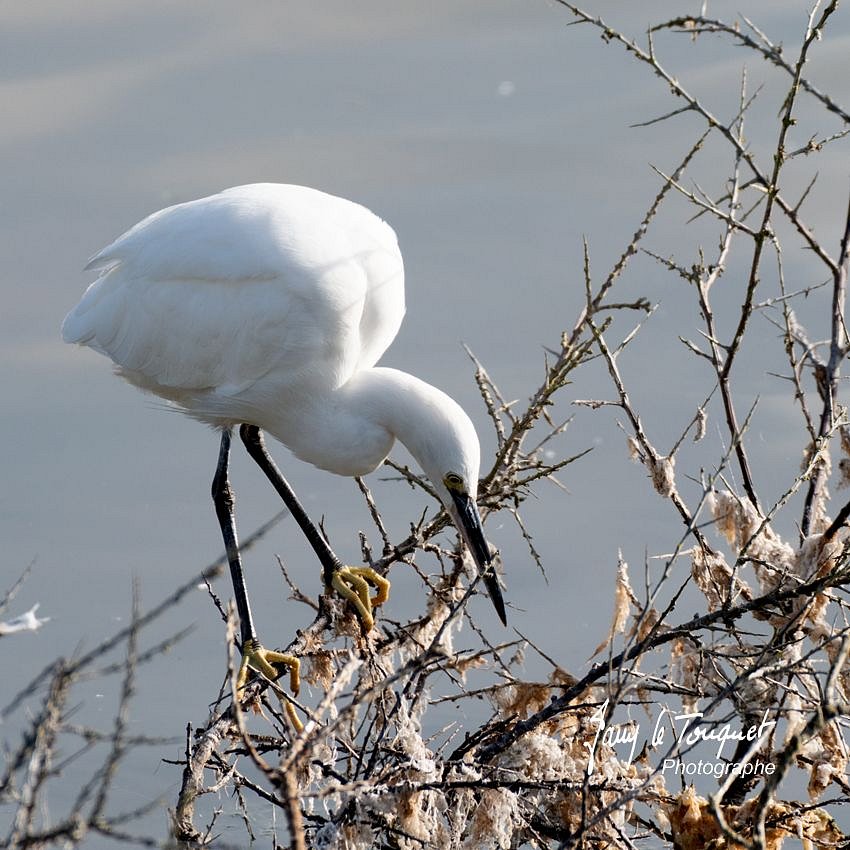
[330,566,391,631]
[237,638,302,731]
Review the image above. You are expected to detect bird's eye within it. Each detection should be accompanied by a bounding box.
[444,472,464,491]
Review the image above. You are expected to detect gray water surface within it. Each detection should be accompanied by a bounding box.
[3,2,849,845]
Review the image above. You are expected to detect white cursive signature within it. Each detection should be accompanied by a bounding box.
[585,699,777,776]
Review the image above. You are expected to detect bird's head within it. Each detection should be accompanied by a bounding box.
[436,469,491,573]
[401,387,487,556]
[424,440,507,625]
[395,381,506,623]
[361,367,507,623]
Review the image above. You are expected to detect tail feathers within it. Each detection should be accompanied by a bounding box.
[61,305,93,345]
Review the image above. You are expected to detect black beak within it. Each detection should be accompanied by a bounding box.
[450,490,507,625]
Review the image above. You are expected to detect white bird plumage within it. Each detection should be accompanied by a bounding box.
[63,184,404,435]
[63,183,506,707]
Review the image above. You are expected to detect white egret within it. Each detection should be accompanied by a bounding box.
[62,183,507,700]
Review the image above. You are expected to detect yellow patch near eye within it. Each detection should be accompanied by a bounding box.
[444,472,464,491]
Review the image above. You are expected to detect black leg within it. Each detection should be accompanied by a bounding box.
[239,424,342,586]
[211,428,257,648]
[239,424,390,633]
[210,428,303,721]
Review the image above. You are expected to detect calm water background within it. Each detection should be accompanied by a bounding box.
[3,1,849,845]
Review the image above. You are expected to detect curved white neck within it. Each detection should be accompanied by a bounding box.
[262,367,478,491]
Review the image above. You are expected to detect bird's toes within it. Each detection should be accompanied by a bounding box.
[331,568,374,630]
[236,640,303,730]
